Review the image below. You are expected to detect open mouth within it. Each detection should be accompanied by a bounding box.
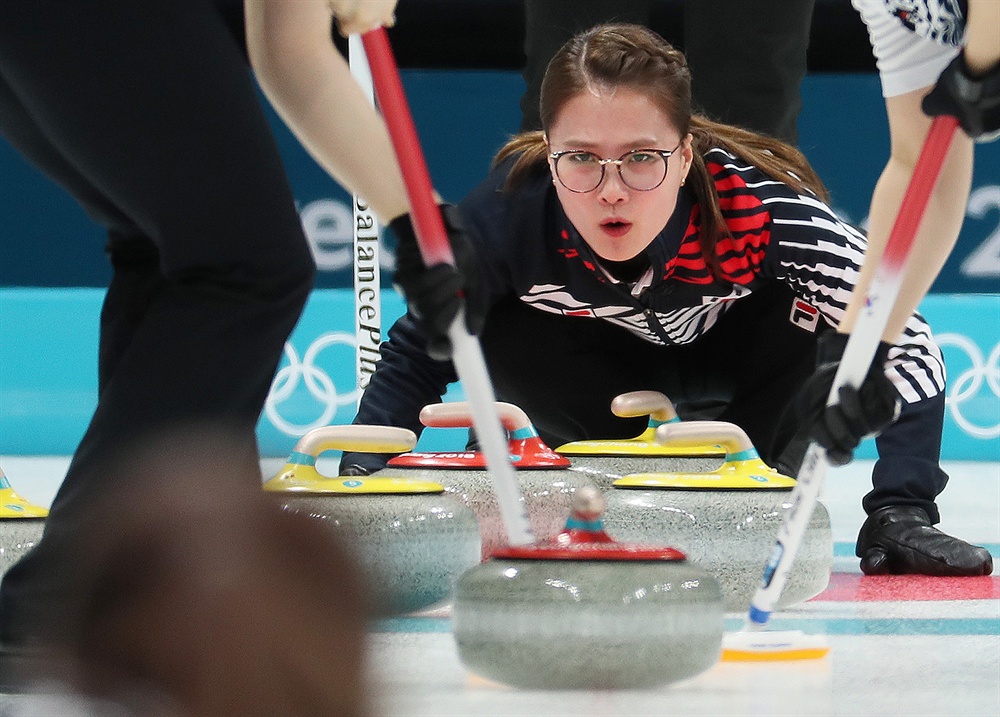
[600,219,632,237]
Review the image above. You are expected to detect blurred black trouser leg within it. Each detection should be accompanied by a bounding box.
[684,0,815,144]
[0,0,315,645]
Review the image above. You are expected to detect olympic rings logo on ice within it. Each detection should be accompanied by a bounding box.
[935,333,1000,440]
[265,332,360,436]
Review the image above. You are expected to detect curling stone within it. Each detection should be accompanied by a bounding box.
[603,421,833,611]
[0,467,48,576]
[452,486,724,689]
[380,402,597,560]
[556,391,725,489]
[263,425,481,616]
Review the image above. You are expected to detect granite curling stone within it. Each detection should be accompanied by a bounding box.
[264,425,481,616]
[556,391,725,489]
[380,401,597,560]
[0,467,48,577]
[453,485,724,689]
[603,421,833,611]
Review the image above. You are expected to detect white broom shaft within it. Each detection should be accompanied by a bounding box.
[746,115,960,626]
[449,317,535,545]
[349,35,382,405]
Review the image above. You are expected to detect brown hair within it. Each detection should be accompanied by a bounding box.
[495,24,830,277]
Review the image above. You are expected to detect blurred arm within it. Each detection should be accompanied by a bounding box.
[838,88,973,341]
[839,0,997,340]
[244,0,410,223]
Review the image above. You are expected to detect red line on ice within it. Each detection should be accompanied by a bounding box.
[812,573,1000,602]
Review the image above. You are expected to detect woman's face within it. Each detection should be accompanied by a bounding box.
[545,86,692,262]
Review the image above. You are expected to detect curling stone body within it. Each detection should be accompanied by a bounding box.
[604,421,833,611]
[0,470,48,576]
[556,391,724,490]
[604,482,832,611]
[382,402,596,559]
[277,487,480,615]
[455,557,724,689]
[264,426,481,616]
[0,520,46,577]
[452,487,725,689]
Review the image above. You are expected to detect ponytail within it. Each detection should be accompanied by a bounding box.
[493,131,549,192]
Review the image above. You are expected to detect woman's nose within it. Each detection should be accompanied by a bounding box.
[597,167,628,203]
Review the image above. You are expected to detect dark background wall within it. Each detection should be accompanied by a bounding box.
[381,0,875,72]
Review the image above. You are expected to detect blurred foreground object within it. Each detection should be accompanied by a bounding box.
[37,426,373,717]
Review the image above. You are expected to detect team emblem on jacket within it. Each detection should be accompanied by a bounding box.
[789,299,820,332]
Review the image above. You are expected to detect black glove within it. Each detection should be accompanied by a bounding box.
[796,331,902,467]
[390,204,487,361]
[922,51,1000,142]
[856,506,994,576]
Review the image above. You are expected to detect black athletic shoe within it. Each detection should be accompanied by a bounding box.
[856,505,994,576]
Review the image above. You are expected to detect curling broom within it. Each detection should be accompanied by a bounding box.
[361,27,535,547]
[723,115,961,661]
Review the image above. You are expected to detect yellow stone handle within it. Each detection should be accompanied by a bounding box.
[290,424,417,458]
[610,391,679,424]
[264,424,431,492]
[0,466,50,518]
[654,421,756,457]
[419,401,529,433]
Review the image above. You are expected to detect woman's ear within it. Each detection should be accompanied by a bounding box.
[543,133,558,184]
[682,132,695,182]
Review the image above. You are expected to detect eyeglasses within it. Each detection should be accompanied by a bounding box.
[548,142,682,193]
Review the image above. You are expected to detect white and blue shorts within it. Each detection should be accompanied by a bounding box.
[851,0,965,97]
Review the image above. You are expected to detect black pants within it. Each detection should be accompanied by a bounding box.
[0,1,315,644]
[520,0,815,144]
[479,287,950,521]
